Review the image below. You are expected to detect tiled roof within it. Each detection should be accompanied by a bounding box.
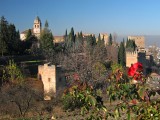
[21,29,33,34]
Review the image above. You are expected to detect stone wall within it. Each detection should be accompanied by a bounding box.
[126,50,146,74]
[128,36,145,48]
[54,36,64,44]
[100,33,109,46]
[126,51,138,67]
[38,64,66,100]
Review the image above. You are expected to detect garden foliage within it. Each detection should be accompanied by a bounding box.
[62,62,160,119]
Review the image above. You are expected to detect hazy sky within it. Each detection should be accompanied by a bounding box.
[0,0,160,36]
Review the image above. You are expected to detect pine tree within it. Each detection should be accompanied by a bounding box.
[26,29,32,40]
[40,20,54,53]
[75,31,83,48]
[0,32,7,56]
[8,24,21,54]
[66,27,75,49]
[94,34,107,63]
[0,16,8,56]
[86,35,92,46]
[44,20,49,28]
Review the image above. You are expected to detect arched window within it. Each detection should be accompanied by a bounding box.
[37,25,39,28]
[35,25,36,28]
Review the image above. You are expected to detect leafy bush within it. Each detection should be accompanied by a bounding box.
[106,62,160,119]
[2,60,24,84]
[62,80,110,119]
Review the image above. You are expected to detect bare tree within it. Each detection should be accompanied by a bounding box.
[106,45,118,63]
[57,40,108,88]
[0,84,42,118]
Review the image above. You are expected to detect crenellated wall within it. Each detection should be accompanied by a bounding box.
[126,50,146,74]
[126,51,138,67]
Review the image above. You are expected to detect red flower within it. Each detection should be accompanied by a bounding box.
[73,73,79,80]
[133,72,142,80]
[128,62,143,81]
[131,99,137,104]
[128,62,143,77]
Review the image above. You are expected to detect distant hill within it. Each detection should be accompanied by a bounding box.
[145,35,160,47]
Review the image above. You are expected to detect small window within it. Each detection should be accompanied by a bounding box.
[48,78,51,82]
[59,78,62,82]
[35,25,36,28]
[38,74,41,80]
[37,25,39,28]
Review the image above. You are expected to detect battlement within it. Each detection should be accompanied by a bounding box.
[126,48,146,57]
[126,50,146,68]
[126,51,138,56]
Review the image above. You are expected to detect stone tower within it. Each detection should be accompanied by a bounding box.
[126,49,146,75]
[38,64,66,100]
[127,36,145,48]
[100,33,109,46]
[33,16,41,38]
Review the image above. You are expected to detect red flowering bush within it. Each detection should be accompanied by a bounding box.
[128,62,143,81]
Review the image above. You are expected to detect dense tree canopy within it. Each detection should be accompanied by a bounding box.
[39,20,54,62]
[40,20,54,51]
[0,16,23,56]
[126,39,136,51]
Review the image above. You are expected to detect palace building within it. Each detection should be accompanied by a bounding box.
[20,16,42,40]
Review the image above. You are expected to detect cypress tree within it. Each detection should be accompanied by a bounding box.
[69,27,75,43]
[126,39,137,51]
[64,29,68,45]
[92,35,96,46]
[108,33,112,45]
[118,40,126,66]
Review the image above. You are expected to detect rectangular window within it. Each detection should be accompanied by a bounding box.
[48,78,51,82]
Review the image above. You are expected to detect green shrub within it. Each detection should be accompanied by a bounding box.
[2,60,24,84]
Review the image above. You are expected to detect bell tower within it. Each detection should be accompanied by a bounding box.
[33,16,41,38]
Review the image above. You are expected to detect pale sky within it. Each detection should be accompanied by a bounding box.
[0,0,160,36]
